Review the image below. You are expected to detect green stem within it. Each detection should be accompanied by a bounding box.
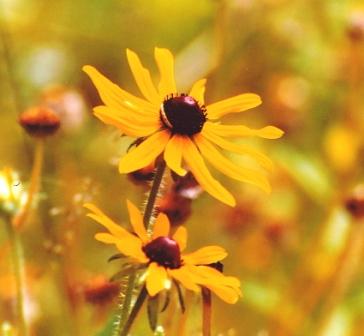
[120,286,148,336]
[202,287,211,336]
[5,218,28,336]
[114,160,166,335]
[13,139,44,229]
[115,272,136,335]
[143,160,166,230]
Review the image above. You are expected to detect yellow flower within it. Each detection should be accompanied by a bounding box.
[83,48,283,206]
[84,200,241,304]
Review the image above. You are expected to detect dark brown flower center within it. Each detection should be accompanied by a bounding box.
[143,236,181,269]
[160,94,206,136]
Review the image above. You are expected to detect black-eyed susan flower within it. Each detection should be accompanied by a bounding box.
[83,48,283,206]
[84,200,241,304]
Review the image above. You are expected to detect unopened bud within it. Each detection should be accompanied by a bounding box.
[19,106,60,138]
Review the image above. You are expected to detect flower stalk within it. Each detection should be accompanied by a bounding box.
[4,216,28,336]
[202,287,212,336]
[115,160,166,335]
[13,139,44,229]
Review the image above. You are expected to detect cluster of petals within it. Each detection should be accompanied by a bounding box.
[85,200,241,304]
[83,48,283,206]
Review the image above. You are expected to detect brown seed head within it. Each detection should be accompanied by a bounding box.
[19,106,60,137]
[347,11,364,42]
[345,185,364,219]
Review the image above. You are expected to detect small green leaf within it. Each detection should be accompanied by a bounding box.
[147,295,160,331]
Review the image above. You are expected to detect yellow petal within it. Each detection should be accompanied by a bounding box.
[207,93,262,119]
[164,136,187,176]
[146,262,168,296]
[94,233,148,263]
[204,283,241,304]
[154,48,177,98]
[193,266,241,287]
[195,135,271,193]
[82,65,156,115]
[172,226,187,252]
[126,49,160,105]
[182,138,235,207]
[94,232,119,244]
[94,106,160,138]
[84,203,131,239]
[183,246,227,265]
[126,200,148,243]
[189,78,207,105]
[119,130,170,174]
[202,127,273,171]
[152,212,170,239]
[205,122,284,139]
[168,267,199,292]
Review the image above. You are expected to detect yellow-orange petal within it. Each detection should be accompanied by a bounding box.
[207,93,262,119]
[82,65,156,115]
[182,138,235,207]
[172,226,187,252]
[126,49,160,105]
[195,135,271,193]
[168,267,200,292]
[205,122,284,139]
[94,232,147,263]
[119,130,170,174]
[126,200,148,243]
[202,127,274,171]
[164,136,187,176]
[84,203,131,239]
[192,266,241,287]
[183,246,227,265]
[204,283,241,304]
[154,48,177,98]
[146,262,168,296]
[93,106,159,138]
[152,212,170,239]
[189,78,207,105]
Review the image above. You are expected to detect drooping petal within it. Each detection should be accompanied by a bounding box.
[195,135,271,193]
[189,78,207,105]
[119,130,170,174]
[94,106,160,138]
[154,48,177,98]
[183,246,227,265]
[172,226,187,252]
[207,93,262,119]
[205,122,284,139]
[164,135,187,176]
[202,128,274,171]
[84,203,131,239]
[203,283,241,304]
[152,212,170,239]
[82,65,156,115]
[183,265,241,303]
[126,49,160,105]
[182,138,235,207]
[94,233,148,263]
[126,200,148,243]
[146,262,168,296]
[168,267,199,292]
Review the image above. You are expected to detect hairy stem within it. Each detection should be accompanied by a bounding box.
[115,160,166,335]
[120,286,148,336]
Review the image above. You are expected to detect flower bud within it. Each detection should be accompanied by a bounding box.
[19,106,60,138]
[345,185,364,219]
